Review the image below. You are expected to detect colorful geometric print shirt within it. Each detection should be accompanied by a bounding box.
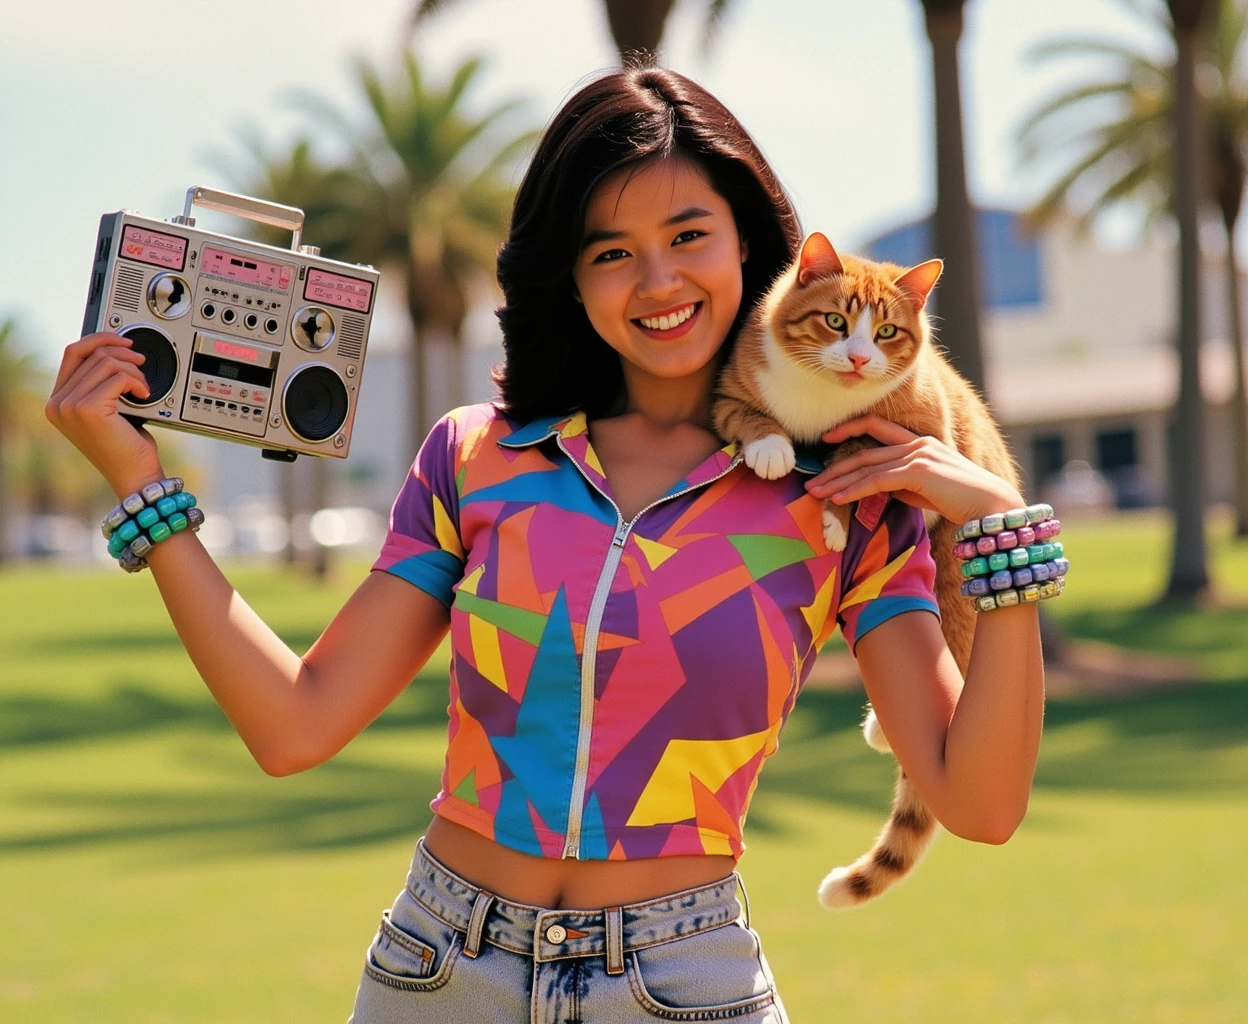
[372,402,940,862]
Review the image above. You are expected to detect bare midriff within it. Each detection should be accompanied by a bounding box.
[424,817,738,910]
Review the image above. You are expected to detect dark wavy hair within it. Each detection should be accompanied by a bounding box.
[491,67,802,422]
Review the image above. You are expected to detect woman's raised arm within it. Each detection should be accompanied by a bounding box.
[46,332,452,777]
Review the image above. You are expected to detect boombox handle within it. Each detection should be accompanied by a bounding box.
[178,186,307,251]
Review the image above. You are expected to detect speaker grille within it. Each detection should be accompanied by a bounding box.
[114,265,145,311]
[120,326,178,404]
[284,366,348,443]
[337,313,365,360]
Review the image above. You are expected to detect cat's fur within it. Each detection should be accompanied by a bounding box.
[712,232,1020,908]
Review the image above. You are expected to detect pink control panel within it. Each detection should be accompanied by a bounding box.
[305,268,373,312]
[201,245,294,293]
[120,226,187,271]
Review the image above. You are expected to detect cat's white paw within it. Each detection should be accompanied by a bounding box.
[862,707,892,753]
[821,504,848,552]
[743,434,796,480]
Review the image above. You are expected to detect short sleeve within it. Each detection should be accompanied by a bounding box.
[371,411,466,608]
[836,494,941,653]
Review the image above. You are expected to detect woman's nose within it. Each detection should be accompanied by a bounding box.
[635,254,682,300]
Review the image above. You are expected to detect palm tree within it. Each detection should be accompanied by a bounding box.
[1018,0,1216,598]
[410,0,734,60]
[0,316,44,564]
[918,0,988,397]
[288,53,533,457]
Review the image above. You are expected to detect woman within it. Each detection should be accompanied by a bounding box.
[47,67,1044,1022]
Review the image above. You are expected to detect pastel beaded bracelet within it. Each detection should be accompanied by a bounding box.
[961,558,1069,597]
[960,541,1065,579]
[953,504,1054,544]
[971,576,1065,611]
[100,478,202,572]
[952,518,1061,560]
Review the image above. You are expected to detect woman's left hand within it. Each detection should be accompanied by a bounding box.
[803,414,1024,526]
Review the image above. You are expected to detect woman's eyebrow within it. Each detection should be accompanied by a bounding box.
[580,206,714,251]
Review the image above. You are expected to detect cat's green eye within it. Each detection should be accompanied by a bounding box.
[825,312,847,331]
[877,323,898,340]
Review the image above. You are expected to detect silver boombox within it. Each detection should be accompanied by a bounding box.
[81,185,380,461]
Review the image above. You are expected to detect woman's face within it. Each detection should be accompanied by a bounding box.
[572,154,747,384]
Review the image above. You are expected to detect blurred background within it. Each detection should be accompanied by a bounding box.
[2,1,1245,1022]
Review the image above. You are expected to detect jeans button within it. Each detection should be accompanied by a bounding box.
[545,924,567,944]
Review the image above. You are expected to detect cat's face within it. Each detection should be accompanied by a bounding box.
[768,233,941,387]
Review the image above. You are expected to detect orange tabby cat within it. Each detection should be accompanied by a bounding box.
[712,231,1020,908]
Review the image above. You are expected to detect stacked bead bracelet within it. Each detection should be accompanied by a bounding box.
[952,503,1069,611]
[100,477,203,572]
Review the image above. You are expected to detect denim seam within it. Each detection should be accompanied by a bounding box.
[624,953,776,1021]
[378,911,436,971]
[364,931,463,993]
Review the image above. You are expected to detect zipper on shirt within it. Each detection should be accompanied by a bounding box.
[557,440,744,859]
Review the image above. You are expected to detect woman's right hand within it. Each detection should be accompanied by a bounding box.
[45,333,166,499]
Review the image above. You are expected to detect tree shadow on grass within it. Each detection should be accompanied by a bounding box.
[745,679,1248,838]
[0,671,451,749]
[1053,603,1248,662]
[3,675,1245,859]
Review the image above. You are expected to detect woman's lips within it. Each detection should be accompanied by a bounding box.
[632,301,703,340]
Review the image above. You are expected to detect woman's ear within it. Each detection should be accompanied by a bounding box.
[740,236,749,263]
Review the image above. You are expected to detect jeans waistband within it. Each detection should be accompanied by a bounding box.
[406,838,745,970]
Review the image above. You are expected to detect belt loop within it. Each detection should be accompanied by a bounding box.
[462,889,495,958]
[735,872,752,930]
[604,906,624,976]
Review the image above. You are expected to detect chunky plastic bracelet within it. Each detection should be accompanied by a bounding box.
[105,490,198,559]
[117,505,204,573]
[953,504,1054,544]
[960,541,1065,579]
[952,518,1062,561]
[101,478,185,540]
[961,558,1069,597]
[971,575,1065,611]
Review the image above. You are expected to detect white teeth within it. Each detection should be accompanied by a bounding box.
[639,304,696,330]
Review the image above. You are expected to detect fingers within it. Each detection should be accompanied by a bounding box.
[823,414,921,446]
[51,349,149,423]
[53,333,139,392]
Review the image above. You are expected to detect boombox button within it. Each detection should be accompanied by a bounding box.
[334,435,346,448]
[194,381,202,390]
[240,389,248,398]
[346,364,357,379]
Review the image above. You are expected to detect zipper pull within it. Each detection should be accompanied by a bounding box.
[612,521,629,547]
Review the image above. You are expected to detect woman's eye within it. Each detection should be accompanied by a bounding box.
[825,312,847,331]
[877,323,897,340]
[673,230,704,244]
[593,248,629,263]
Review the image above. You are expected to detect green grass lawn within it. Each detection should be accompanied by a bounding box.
[2,511,1246,1022]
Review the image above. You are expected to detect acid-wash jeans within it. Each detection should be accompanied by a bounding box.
[348,838,790,1023]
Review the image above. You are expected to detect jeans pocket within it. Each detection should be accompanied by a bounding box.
[626,920,776,1020]
[364,888,462,992]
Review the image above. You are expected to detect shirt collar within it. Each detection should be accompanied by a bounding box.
[497,409,824,487]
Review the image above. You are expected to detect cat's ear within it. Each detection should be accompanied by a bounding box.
[894,259,944,309]
[797,232,844,287]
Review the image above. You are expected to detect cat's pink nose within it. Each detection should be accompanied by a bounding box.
[849,354,870,371]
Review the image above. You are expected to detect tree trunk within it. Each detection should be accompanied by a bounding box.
[1165,0,1212,598]
[1223,210,1248,536]
[310,457,330,581]
[0,421,8,564]
[280,461,298,566]
[921,0,988,399]
[603,0,677,58]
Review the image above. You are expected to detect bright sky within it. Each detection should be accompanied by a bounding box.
[0,0,1156,366]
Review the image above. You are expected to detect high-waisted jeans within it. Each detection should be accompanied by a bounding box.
[348,838,789,1023]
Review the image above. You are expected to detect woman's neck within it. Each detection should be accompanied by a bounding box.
[611,356,720,432]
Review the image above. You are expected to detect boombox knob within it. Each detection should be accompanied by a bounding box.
[148,273,192,319]
[262,448,299,462]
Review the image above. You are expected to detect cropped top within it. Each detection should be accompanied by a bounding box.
[371,401,940,861]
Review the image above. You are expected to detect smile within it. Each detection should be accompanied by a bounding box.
[632,302,702,338]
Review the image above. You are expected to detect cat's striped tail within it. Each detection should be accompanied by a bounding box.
[817,769,939,909]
